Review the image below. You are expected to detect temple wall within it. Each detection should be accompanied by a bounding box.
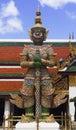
[69,86,76,121]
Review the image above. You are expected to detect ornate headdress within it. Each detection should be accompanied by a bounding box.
[29,7,48,41]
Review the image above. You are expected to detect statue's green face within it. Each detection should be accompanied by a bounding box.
[31,28,46,43]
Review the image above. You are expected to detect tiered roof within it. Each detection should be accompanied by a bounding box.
[0,39,75,95]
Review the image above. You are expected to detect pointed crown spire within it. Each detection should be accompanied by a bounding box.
[32,7,46,29]
[35,7,42,24]
[28,8,48,41]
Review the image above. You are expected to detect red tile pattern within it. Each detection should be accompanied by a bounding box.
[0,68,27,74]
[0,46,23,60]
[0,68,57,74]
[0,46,70,92]
[53,47,70,60]
[0,46,69,61]
[0,81,22,92]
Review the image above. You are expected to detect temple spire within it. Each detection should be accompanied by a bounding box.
[35,7,42,24]
[29,8,48,41]
[32,7,45,29]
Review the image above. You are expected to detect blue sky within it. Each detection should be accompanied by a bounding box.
[0,0,76,39]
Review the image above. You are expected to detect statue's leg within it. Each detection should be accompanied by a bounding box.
[20,77,35,121]
[25,106,34,113]
[41,79,54,118]
[25,106,34,120]
[41,106,50,119]
[41,69,55,120]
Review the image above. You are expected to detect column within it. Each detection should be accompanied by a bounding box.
[4,100,10,127]
[69,86,76,121]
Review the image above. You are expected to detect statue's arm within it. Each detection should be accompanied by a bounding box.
[20,47,33,68]
[41,47,56,67]
[41,55,55,67]
[20,55,33,68]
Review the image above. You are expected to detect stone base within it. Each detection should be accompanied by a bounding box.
[15,121,59,130]
[72,121,76,129]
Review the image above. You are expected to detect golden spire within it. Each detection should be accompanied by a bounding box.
[28,7,48,40]
[35,7,42,24]
[32,7,45,29]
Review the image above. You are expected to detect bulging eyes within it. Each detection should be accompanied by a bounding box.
[33,31,43,37]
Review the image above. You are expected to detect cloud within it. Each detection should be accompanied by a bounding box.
[38,0,76,9]
[0,0,23,34]
[65,11,76,19]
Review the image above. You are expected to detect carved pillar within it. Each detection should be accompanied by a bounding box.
[4,100,10,127]
[69,86,76,121]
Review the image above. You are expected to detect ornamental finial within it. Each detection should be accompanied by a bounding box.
[28,8,48,41]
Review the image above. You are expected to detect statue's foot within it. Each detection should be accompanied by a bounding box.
[20,114,34,123]
[40,114,55,122]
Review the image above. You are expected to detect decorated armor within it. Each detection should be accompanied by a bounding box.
[20,44,55,108]
[10,8,67,122]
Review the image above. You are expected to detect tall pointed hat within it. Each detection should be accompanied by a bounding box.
[29,7,48,40]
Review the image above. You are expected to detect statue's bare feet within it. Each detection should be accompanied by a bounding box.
[40,114,55,122]
[20,114,34,123]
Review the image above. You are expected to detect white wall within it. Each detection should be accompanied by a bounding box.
[69,86,76,121]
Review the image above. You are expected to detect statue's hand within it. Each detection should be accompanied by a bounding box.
[53,93,67,108]
[34,56,41,63]
[33,62,41,68]
[10,94,23,108]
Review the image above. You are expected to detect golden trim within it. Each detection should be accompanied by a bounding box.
[55,90,69,94]
[25,113,34,116]
[20,114,34,123]
[42,113,49,116]
[39,114,55,122]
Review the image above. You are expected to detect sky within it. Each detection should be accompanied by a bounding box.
[0,0,76,39]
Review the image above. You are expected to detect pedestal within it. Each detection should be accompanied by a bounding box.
[15,121,59,130]
[15,122,37,130]
[39,122,59,130]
